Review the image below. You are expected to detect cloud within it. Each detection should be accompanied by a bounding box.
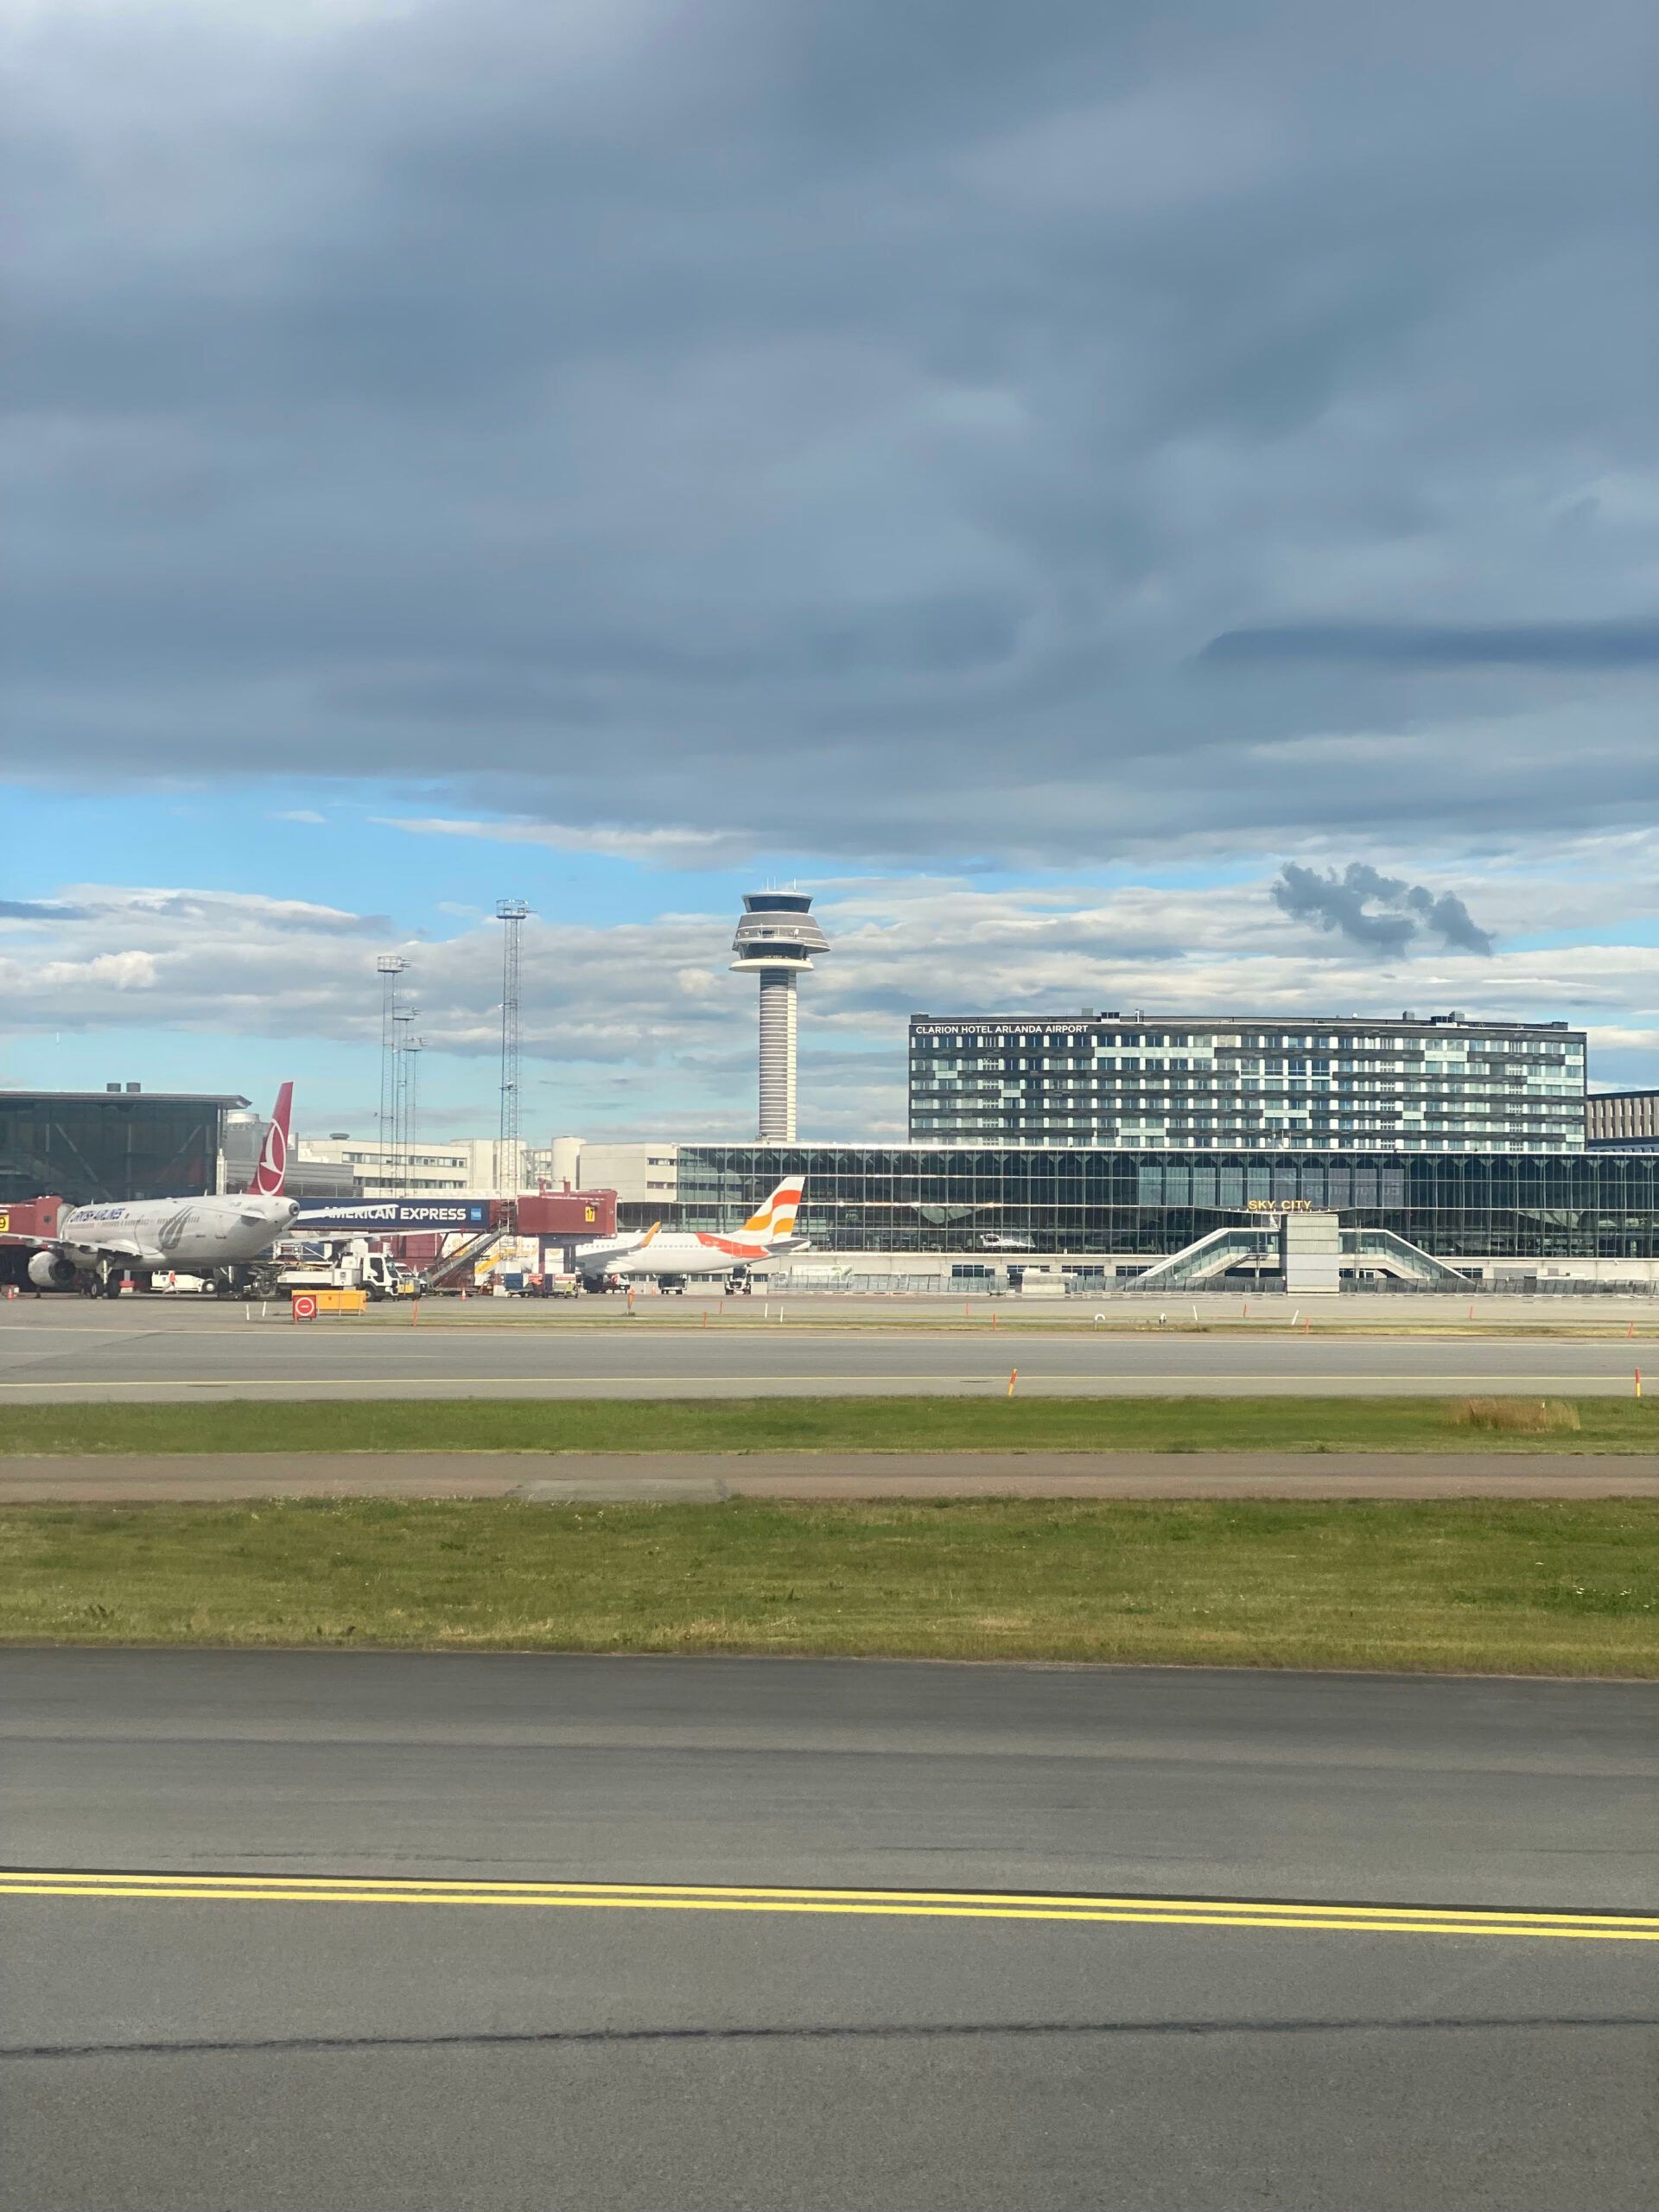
[36,949,158,991]
[1270,863,1494,956]
[3,0,1656,868]
[0,898,92,920]
[378,817,758,869]
[272,808,327,824]
[8,863,1647,1135]
[1402,885,1495,957]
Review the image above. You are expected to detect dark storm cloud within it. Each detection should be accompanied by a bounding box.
[1271,864,1495,957]
[4,0,1657,859]
[1202,621,1659,670]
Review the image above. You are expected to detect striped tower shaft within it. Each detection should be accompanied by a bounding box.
[756,970,797,1141]
[732,889,825,1141]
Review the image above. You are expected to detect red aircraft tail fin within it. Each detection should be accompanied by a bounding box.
[246,1083,293,1196]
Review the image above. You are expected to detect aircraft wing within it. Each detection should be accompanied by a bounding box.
[3,1231,147,1260]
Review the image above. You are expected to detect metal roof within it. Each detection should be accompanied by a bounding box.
[0,1090,250,1106]
[909,1014,1581,1036]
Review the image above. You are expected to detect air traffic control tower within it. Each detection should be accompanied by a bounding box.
[730,890,830,1141]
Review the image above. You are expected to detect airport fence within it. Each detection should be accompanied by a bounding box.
[764,1266,1659,1300]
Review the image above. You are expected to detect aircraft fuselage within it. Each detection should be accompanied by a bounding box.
[57,1195,300,1275]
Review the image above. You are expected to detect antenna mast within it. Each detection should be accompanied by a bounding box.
[495,898,530,1193]
[391,1004,416,1188]
[401,1033,423,1181]
[376,954,410,1187]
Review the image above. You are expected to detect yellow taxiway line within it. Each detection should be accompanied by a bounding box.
[3,1871,1654,1941]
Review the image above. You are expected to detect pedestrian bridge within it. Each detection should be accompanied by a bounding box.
[1129,1211,1471,1294]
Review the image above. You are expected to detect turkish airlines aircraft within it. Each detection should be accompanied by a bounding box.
[571,1176,806,1285]
[3,1084,301,1296]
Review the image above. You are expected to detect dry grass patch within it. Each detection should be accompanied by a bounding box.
[1452,1398,1583,1433]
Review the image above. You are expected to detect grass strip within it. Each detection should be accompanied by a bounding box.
[3,1395,1658,1457]
[3,1498,1655,1675]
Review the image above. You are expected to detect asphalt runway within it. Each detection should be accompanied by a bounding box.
[2,1301,1657,1398]
[3,1652,1656,2209]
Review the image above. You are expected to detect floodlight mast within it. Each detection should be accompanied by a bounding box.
[729,890,829,1141]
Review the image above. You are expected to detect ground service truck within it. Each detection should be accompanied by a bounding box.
[275,1243,411,1301]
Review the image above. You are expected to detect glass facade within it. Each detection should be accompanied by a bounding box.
[909,1014,1586,1153]
[679,1145,1659,1263]
[0,1091,239,1205]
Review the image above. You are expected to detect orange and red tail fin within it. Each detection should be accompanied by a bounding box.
[743,1176,804,1243]
[246,1083,293,1197]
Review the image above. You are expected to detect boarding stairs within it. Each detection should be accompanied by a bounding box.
[420,1215,513,1292]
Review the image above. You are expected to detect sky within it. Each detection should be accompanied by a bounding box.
[4,0,1658,1143]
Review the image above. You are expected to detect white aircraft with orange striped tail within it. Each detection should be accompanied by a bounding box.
[569,1175,806,1287]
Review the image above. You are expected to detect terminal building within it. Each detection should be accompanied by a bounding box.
[289,1134,556,1200]
[548,1136,1659,1285]
[0,1089,532,1210]
[0,1086,245,1206]
[908,1013,1586,1153]
[675,1144,1659,1277]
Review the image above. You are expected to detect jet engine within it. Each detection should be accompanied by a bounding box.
[28,1250,79,1290]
